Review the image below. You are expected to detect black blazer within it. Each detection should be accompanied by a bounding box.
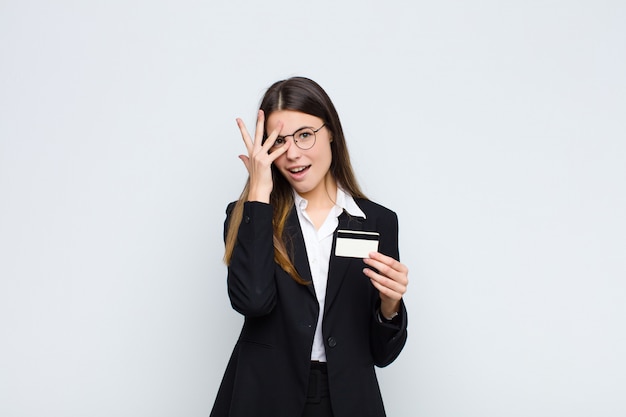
[211,199,408,417]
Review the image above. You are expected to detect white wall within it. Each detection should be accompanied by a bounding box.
[1,1,624,416]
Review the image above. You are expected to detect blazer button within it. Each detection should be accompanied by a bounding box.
[244,215,251,224]
[327,337,337,348]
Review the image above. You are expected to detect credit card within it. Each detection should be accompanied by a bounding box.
[334,230,380,258]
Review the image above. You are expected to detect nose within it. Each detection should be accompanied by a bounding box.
[285,138,301,160]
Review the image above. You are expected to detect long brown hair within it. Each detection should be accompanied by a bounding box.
[224,77,366,284]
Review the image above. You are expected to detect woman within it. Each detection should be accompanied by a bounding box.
[211,77,409,417]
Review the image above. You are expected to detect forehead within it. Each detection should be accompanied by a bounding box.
[266,110,323,133]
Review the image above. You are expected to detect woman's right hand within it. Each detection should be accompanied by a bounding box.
[236,110,291,203]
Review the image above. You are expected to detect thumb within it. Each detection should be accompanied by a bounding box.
[238,155,251,173]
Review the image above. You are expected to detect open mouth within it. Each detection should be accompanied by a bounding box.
[287,165,311,179]
[288,166,309,174]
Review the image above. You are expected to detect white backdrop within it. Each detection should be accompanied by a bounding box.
[1,1,625,416]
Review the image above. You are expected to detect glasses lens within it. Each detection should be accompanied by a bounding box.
[271,137,286,148]
[294,128,316,149]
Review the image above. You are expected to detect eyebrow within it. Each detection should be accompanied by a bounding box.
[277,126,313,138]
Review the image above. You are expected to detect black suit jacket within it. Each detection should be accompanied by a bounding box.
[211,199,408,417]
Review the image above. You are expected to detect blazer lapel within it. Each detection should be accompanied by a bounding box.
[324,209,366,313]
[285,206,316,297]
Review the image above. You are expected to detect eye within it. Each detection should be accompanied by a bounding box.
[296,129,314,140]
[273,137,286,147]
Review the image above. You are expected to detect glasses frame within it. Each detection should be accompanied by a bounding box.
[267,124,326,150]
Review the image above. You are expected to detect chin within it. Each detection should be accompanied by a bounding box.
[292,185,312,195]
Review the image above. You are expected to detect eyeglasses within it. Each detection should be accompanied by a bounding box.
[266,124,326,150]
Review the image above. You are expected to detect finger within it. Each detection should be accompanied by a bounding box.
[267,138,292,162]
[236,118,254,154]
[363,257,408,285]
[364,267,407,295]
[368,252,408,272]
[238,155,251,173]
[260,120,284,153]
[252,110,265,150]
[365,252,408,274]
[368,274,405,300]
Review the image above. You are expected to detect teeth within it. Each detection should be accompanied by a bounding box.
[289,166,307,173]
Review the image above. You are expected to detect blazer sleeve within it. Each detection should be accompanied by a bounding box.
[369,208,408,367]
[224,201,277,317]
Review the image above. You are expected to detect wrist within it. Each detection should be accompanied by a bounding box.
[247,188,271,203]
[381,310,398,321]
[380,300,400,320]
[377,308,399,324]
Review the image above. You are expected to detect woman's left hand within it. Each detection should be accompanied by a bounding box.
[363,252,409,319]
